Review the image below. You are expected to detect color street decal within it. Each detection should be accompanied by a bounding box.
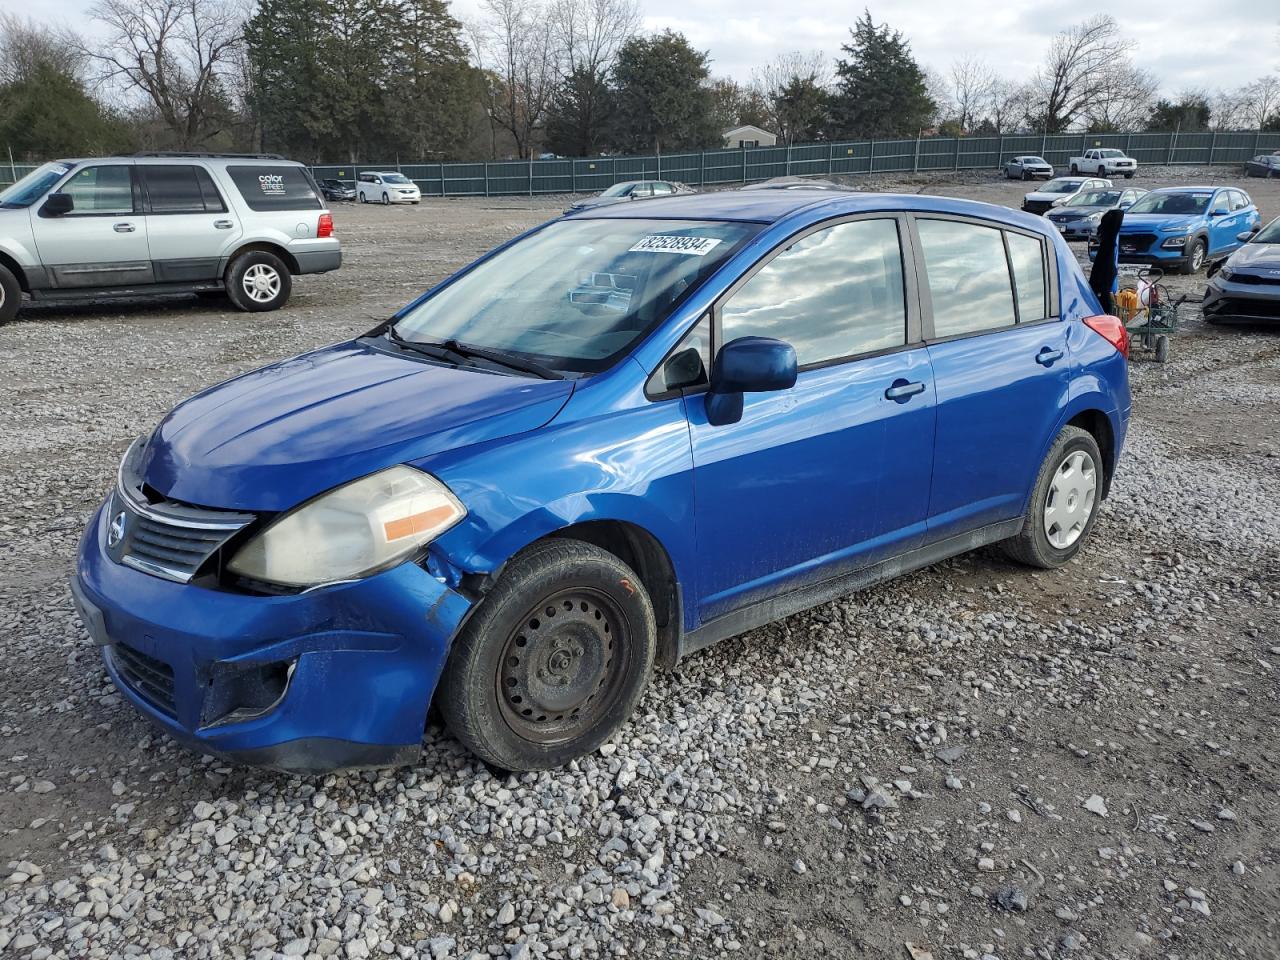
[628,235,723,256]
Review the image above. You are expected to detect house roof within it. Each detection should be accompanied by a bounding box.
[722,124,776,140]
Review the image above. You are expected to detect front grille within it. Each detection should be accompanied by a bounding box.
[1023,200,1054,214]
[112,437,256,583]
[1120,233,1158,254]
[110,644,177,717]
[1230,272,1280,286]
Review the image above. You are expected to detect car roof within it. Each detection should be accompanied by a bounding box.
[570,188,1053,230]
[1148,185,1222,194]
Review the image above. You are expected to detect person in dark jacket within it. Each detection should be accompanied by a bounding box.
[1089,208,1124,314]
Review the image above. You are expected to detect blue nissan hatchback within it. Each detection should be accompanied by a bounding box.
[73,190,1131,773]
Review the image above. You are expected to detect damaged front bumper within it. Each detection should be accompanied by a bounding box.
[73,502,475,773]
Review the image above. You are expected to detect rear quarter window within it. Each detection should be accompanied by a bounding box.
[226,166,322,211]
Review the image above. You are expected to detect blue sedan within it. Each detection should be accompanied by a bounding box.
[1092,185,1261,274]
[73,189,1132,773]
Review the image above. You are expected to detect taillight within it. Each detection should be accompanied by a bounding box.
[1083,314,1129,359]
[317,213,334,238]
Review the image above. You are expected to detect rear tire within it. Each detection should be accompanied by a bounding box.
[437,539,656,772]
[1002,426,1104,569]
[1070,163,1079,174]
[225,250,292,312]
[0,264,20,324]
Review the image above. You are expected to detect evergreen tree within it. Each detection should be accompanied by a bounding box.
[545,66,616,156]
[612,30,719,153]
[830,11,935,139]
[0,62,127,158]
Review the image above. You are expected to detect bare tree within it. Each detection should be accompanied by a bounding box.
[0,13,85,83]
[1239,75,1280,128]
[1032,15,1132,133]
[988,78,1031,133]
[472,0,558,159]
[1209,87,1250,131]
[84,0,245,148]
[948,55,996,132]
[1082,66,1158,131]
[551,0,638,78]
[750,51,831,144]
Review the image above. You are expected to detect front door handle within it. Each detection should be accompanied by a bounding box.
[113,222,135,233]
[885,379,926,402]
[1036,347,1064,366]
[213,219,234,229]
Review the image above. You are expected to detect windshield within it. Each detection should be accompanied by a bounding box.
[393,218,758,373]
[1066,190,1121,207]
[1099,150,1125,158]
[601,183,634,197]
[1252,218,1280,243]
[1043,179,1082,194]
[1127,191,1211,215]
[382,173,412,185]
[1022,157,1047,165]
[0,161,72,208]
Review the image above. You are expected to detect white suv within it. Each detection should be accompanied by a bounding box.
[357,171,421,204]
[0,153,341,323]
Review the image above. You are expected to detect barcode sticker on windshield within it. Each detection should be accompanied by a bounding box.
[628,235,723,256]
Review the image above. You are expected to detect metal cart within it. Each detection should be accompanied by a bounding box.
[1115,266,1184,363]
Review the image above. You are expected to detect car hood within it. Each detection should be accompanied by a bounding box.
[1118,214,1202,233]
[140,340,575,512]
[1024,191,1071,204]
[569,196,625,210]
[1228,242,1280,270]
[1049,205,1107,218]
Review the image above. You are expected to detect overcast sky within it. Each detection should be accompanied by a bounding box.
[6,0,1278,94]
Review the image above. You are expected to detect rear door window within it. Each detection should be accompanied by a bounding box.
[141,165,226,213]
[917,219,1018,337]
[226,165,322,211]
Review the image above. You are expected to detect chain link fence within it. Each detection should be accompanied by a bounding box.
[5,130,1279,194]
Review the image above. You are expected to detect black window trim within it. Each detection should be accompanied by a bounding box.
[906,212,1060,346]
[137,163,228,215]
[46,163,140,218]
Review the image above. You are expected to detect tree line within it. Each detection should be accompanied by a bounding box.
[1,6,1277,166]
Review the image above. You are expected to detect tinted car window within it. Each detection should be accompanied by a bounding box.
[917,219,1017,337]
[58,165,133,214]
[227,165,322,211]
[1229,190,1250,211]
[1210,193,1230,215]
[141,165,225,213]
[721,218,907,366]
[1006,233,1048,322]
[652,182,674,195]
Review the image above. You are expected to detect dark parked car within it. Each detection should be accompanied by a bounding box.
[318,178,356,202]
[1244,153,1280,178]
[73,188,1131,774]
[563,180,693,214]
[1045,186,1146,241]
[1202,216,1280,322]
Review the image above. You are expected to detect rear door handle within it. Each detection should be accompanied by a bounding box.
[213,219,234,229]
[884,379,926,402]
[1036,347,1064,366]
[113,222,135,233]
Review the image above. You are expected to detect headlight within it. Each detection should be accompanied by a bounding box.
[1084,213,1103,223]
[1162,236,1189,248]
[227,466,465,588]
[1218,265,1234,280]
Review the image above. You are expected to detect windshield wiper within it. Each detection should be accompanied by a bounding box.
[385,328,564,380]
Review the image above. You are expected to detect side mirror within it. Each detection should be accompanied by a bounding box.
[705,336,798,426]
[1237,229,1258,243]
[40,193,74,217]
[1209,209,1225,218]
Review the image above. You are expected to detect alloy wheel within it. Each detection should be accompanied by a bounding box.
[1043,450,1097,550]
[241,264,282,304]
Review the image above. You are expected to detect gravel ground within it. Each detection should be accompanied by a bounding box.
[1,168,1278,960]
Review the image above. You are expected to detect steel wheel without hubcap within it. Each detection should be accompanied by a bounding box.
[496,587,630,745]
[241,264,281,304]
[1043,450,1097,550]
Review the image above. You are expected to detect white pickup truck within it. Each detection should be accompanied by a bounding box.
[1069,149,1138,179]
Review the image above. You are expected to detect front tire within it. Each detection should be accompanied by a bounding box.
[0,264,21,324]
[1002,426,1104,569]
[437,539,656,772]
[225,250,292,312]
[382,192,390,205]
[1181,238,1206,275]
